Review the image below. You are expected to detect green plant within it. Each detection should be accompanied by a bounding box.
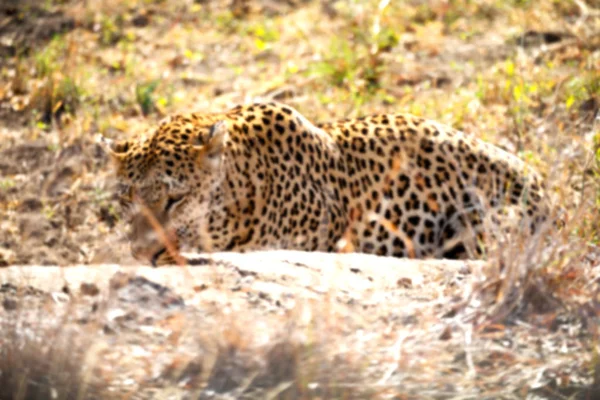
[308,1,398,101]
[31,35,83,123]
[509,0,532,7]
[135,80,160,116]
[311,38,358,88]
[564,74,600,110]
[213,10,238,34]
[594,130,600,210]
[247,20,280,52]
[0,179,15,191]
[42,204,57,220]
[99,14,124,46]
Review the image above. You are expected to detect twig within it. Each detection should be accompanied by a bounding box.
[461,323,476,378]
[377,332,407,385]
[134,193,186,266]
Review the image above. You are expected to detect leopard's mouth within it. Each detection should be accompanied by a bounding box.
[150,248,167,267]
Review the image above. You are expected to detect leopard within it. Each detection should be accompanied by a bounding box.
[100,102,552,266]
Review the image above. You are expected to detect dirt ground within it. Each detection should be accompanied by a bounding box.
[0,253,596,399]
[0,0,598,267]
[0,0,599,398]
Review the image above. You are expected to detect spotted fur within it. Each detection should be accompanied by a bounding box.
[103,102,551,265]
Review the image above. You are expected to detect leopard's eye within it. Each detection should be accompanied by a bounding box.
[164,195,185,212]
[117,183,133,199]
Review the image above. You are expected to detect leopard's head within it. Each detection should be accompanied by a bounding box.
[100,116,230,265]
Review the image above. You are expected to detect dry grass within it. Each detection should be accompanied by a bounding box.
[0,0,599,398]
[0,289,107,400]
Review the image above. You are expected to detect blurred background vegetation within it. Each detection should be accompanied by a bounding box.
[0,0,598,265]
[0,2,598,399]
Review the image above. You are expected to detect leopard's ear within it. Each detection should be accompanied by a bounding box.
[96,134,130,166]
[205,121,229,157]
[193,121,229,169]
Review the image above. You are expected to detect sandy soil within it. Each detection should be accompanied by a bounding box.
[0,0,599,398]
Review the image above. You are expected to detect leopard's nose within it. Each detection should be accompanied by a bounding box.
[130,241,154,262]
[130,228,180,263]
